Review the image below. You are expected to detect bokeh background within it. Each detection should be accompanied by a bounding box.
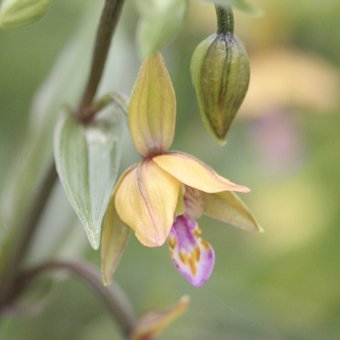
[1,0,340,339]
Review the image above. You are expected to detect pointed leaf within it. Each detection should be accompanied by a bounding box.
[0,0,53,29]
[136,0,187,58]
[202,191,262,232]
[54,107,124,249]
[132,296,190,340]
[129,53,176,157]
[201,0,262,16]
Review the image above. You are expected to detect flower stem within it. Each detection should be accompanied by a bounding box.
[17,261,136,338]
[77,0,125,123]
[215,5,234,35]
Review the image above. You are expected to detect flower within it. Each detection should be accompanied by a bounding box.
[101,53,260,287]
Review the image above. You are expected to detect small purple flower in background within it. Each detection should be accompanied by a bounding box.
[249,108,304,173]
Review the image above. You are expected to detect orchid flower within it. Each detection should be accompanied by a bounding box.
[101,53,261,287]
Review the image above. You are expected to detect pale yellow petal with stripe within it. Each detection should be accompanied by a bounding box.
[128,53,176,157]
[101,199,131,286]
[101,167,134,286]
[115,160,180,247]
[202,191,263,232]
[153,152,250,193]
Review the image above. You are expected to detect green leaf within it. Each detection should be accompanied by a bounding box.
[200,0,262,16]
[136,0,187,59]
[54,107,125,249]
[0,0,53,29]
[202,191,263,232]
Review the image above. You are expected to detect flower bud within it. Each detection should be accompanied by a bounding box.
[190,6,250,144]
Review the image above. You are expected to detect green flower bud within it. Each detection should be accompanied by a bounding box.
[190,6,250,144]
[0,0,53,29]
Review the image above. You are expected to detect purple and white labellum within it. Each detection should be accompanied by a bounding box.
[168,214,215,287]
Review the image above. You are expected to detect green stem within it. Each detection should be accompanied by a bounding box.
[215,5,234,35]
[17,261,136,338]
[77,0,125,123]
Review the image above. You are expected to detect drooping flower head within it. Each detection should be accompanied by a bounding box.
[101,53,261,287]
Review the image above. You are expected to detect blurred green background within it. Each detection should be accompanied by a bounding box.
[1,0,340,339]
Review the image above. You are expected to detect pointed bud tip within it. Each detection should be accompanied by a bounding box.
[191,32,250,143]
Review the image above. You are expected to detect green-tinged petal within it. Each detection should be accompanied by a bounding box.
[101,168,133,286]
[128,53,176,157]
[153,152,250,193]
[132,296,190,340]
[115,160,180,247]
[202,190,262,232]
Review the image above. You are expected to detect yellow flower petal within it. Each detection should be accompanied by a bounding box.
[101,167,134,286]
[153,152,250,193]
[101,198,130,286]
[115,160,180,247]
[128,53,176,157]
[202,191,263,232]
[131,296,190,340]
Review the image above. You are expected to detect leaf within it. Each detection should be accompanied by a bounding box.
[0,0,53,29]
[202,191,263,232]
[54,107,125,249]
[200,0,262,16]
[136,0,187,58]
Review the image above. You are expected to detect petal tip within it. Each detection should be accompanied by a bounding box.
[102,276,112,287]
[257,225,265,233]
[234,185,251,193]
[136,231,167,248]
